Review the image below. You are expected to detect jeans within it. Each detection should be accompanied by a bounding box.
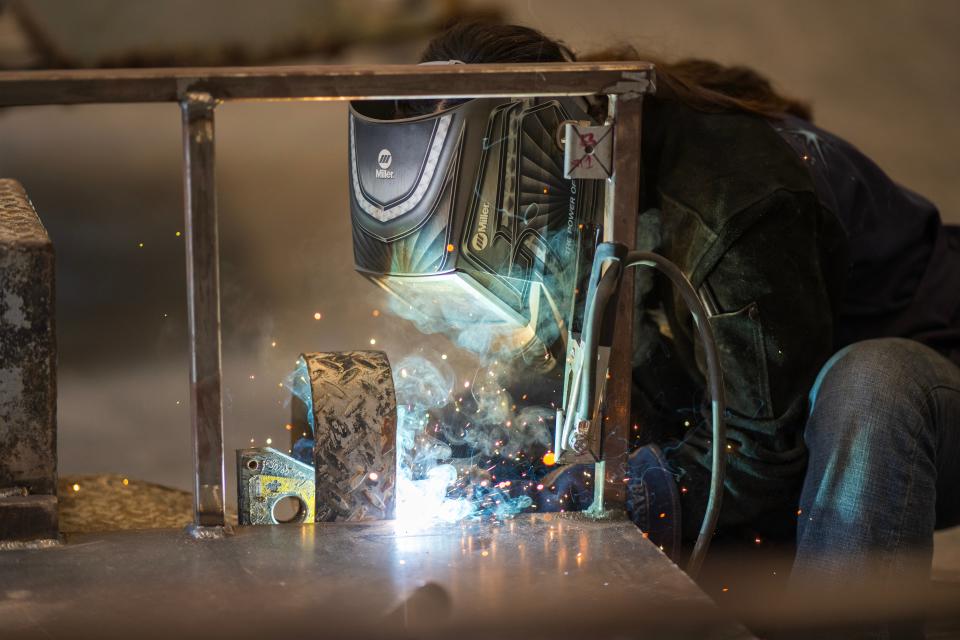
[793,338,960,586]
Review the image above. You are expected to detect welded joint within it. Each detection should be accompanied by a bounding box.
[180,91,219,141]
[601,70,656,100]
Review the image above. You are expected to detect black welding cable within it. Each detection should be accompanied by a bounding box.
[576,258,622,423]
[622,250,726,579]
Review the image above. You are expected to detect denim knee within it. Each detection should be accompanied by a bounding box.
[796,339,949,579]
[803,338,941,477]
[809,338,937,421]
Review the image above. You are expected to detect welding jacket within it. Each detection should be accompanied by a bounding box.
[633,89,960,541]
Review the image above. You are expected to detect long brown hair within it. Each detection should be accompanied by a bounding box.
[419,21,812,121]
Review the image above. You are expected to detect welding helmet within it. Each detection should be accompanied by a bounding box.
[348,95,603,364]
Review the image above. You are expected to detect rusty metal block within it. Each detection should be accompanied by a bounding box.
[0,494,58,542]
[0,179,57,542]
[299,351,396,522]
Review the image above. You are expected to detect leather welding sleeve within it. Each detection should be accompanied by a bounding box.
[662,188,846,541]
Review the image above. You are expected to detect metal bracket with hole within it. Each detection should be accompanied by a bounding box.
[237,447,315,525]
[563,123,614,180]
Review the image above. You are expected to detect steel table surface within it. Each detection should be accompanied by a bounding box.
[0,512,753,639]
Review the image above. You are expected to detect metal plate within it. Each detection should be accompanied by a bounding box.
[0,513,753,639]
[301,351,396,521]
[237,448,315,525]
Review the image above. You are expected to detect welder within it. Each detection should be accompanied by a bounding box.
[349,20,960,606]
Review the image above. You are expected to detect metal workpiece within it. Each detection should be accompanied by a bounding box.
[0,61,657,539]
[0,514,753,639]
[299,351,397,521]
[237,448,315,525]
[0,179,58,543]
[600,95,643,505]
[181,92,226,529]
[0,62,655,106]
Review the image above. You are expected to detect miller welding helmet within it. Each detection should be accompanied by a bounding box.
[348,96,603,365]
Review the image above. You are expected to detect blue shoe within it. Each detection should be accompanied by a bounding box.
[625,444,681,559]
[533,463,594,512]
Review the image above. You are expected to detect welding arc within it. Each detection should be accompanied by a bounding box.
[623,251,726,579]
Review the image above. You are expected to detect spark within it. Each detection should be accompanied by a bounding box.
[175,231,181,237]
[542,452,557,466]
[368,472,379,481]
[266,438,272,445]
[271,341,277,348]
[285,424,293,431]
[313,312,322,320]
[71,483,80,492]
[372,309,380,317]
[446,244,455,252]
[441,353,448,360]
[370,338,377,345]
[138,242,144,248]
[122,478,129,486]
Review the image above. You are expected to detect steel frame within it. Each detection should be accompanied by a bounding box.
[0,62,654,527]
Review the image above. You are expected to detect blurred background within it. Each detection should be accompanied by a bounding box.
[0,0,957,519]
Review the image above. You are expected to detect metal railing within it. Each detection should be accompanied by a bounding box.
[0,62,653,528]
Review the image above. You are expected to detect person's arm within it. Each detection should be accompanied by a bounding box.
[665,188,844,538]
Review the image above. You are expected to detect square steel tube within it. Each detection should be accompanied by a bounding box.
[0,62,654,528]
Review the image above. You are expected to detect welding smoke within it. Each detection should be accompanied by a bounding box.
[393,354,471,525]
[392,351,545,526]
[381,220,587,525]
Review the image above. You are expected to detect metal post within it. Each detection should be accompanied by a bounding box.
[601,93,643,506]
[180,91,226,530]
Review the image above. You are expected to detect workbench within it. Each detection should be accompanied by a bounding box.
[0,513,753,639]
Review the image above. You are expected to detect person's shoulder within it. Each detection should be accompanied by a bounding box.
[650,97,816,233]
